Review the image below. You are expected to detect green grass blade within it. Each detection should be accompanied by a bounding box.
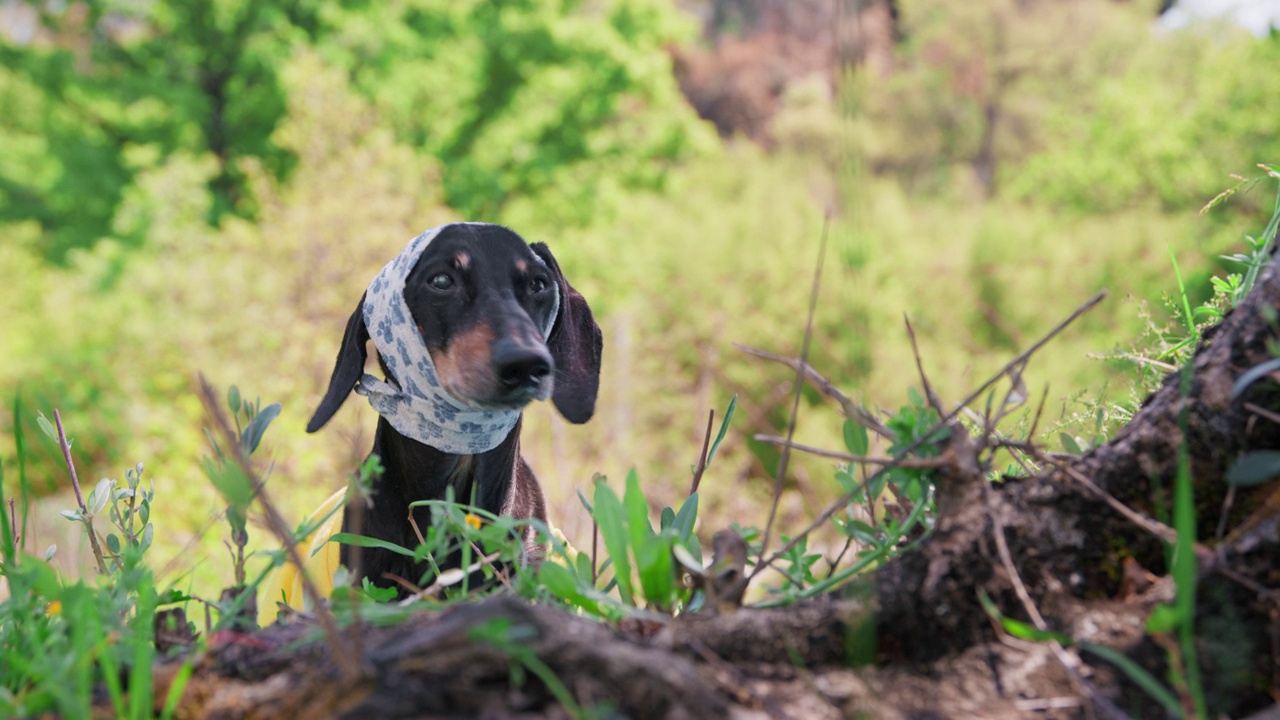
[1080,642,1183,717]
[592,479,634,605]
[159,661,195,720]
[706,394,737,466]
[1168,245,1196,338]
[327,532,418,557]
[625,471,673,608]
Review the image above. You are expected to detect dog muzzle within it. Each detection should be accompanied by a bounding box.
[355,223,559,454]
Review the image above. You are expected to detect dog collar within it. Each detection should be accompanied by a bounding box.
[355,223,559,454]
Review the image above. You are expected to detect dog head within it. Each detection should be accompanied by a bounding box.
[308,223,603,434]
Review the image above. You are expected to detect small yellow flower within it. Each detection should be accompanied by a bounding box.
[464,513,482,530]
[45,600,62,616]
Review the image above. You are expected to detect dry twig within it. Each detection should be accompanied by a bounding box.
[196,374,365,683]
[755,217,830,573]
[53,410,108,575]
[751,291,1107,578]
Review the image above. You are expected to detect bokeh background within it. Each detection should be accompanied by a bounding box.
[3,0,1279,595]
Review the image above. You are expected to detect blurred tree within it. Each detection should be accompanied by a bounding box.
[0,0,708,262]
[306,0,709,225]
[1006,25,1280,214]
[862,0,1156,197]
[0,0,294,263]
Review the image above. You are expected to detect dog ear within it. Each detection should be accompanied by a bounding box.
[307,293,370,433]
[531,242,602,424]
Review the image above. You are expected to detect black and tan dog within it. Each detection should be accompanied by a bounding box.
[263,223,601,614]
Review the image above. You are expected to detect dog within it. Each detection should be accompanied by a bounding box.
[303,222,602,596]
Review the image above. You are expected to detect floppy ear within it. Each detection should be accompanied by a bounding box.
[307,293,370,433]
[531,243,602,424]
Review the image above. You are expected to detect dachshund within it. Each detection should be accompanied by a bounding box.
[304,222,602,596]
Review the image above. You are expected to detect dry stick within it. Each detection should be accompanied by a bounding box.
[983,479,1133,720]
[971,405,1122,714]
[689,409,716,496]
[195,375,364,683]
[904,316,946,418]
[755,216,830,574]
[752,291,1108,578]
[54,410,108,575]
[1244,400,1280,426]
[751,435,947,469]
[7,498,18,549]
[735,343,895,439]
[1026,385,1051,445]
[1038,452,1179,546]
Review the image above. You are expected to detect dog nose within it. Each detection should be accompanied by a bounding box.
[493,340,552,389]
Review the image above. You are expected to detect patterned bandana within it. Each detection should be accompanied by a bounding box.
[355,223,560,454]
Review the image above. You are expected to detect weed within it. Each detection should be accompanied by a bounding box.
[1,406,174,719]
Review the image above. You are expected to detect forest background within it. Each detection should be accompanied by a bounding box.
[2,0,1279,596]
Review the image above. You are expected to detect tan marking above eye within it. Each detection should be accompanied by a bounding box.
[515,259,528,273]
[453,252,471,270]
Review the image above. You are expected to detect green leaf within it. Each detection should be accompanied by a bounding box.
[1078,642,1183,716]
[625,471,674,607]
[538,561,598,615]
[227,386,241,416]
[671,493,699,541]
[977,592,1070,643]
[659,506,676,531]
[846,519,878,544]
[327,532,418,557]
[1225,450,1280,487]
[1059,433,1083,455]
[574,548,594,583]
[1145,602,1182,634]
[706,395,737,466]
[201,459,254,512]
[242,402,282,454]
[592,478,633,605]
[60,509,82,522]
[843,419,869,456]
[89,478,113,515]
[106,533,121,555]
[575,486,595,514]
[36,411,57,441]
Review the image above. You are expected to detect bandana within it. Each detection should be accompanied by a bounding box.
[355,223,560,454]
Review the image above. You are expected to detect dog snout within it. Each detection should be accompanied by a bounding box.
[493,338,553,391]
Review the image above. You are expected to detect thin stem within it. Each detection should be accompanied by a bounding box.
[755,216,830,572]
[196,375,364,683]
[54,410,107,575]
[689,409,715,496]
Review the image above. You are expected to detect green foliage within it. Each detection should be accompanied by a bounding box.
[0,0,295,262]
[1005,24,1280,216]
[0,0,708,266]
[310,0,709,224]
[0,412,176,719]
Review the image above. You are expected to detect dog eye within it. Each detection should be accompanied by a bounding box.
[429,273,454,290]
[528,277,548,294]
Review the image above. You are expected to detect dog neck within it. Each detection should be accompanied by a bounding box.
[369,415,522,519]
